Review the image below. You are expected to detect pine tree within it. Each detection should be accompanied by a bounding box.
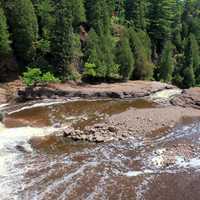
[33,0,55,41]
[114,0,125,23]
[129,27,154,80]
[159,41,174,82]
[51,0,74,78]
[3,0,38,65]
[85,0,117,79]
[84,29,106,78]
[0,5,11,56]
[189,34,200,84]
[115,35,134,81]
[148,0,176,55]
[72,0,86,27]
[125,0,147,30]
[32,0,55,70]
[183,34,196,88]
[171,0,183,52]
[85,0,111,34]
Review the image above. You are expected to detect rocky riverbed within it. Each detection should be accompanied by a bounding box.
[1,81,200,199]
[2,80,200,143]
[62,106,200,142]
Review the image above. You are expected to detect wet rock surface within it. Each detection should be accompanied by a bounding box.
[1,92,200,199]
[2,119,200,199]
[171,87,200,109]
[55,106,200,143]
[17,81,176,101]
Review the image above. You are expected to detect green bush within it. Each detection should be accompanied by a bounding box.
[83,63,97,78]
[41,72,60,84]
[22,67,60,86]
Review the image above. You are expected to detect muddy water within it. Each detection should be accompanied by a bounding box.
[4,99,155,128]
[1,99,200,200]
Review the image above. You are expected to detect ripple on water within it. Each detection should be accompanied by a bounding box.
[1,99,200,199]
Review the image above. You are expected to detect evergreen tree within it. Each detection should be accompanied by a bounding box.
[115,35,134,81]
[3,0,38,65]
[33,0,55,41]
[183,34,196,88]
[159,41,174,82]
[114,0,125,23]
[148,0,176,55]
[84,29,106,78]
[72,0,86,27]
[129,27,154,80]
[0,5,11,56]
[171,0,183,52]
[85,0,111,34]
[51,0,74,78]
[32,0,55,70]
[125,0,147,30]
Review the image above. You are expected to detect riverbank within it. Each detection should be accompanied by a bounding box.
[1,80,200,143]
[17,80,175,101]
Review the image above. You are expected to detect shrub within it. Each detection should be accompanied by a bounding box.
[83,63,97,78]
[41,72,60,84]
[22,67,60,86]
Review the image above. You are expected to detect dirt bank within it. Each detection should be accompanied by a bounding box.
[17,81,175,101]
[63,106,200,142]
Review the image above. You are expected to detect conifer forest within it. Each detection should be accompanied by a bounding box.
[0,0,200,88]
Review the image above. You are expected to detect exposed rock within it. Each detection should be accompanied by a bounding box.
[17,81,176,102]
[108,126,118,133]
[171,88,200,109]
[62,106,200,143]
[63,127,74,137]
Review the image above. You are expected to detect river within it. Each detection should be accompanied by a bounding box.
[0,91,200,200]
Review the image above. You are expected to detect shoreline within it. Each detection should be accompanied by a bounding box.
[63,106,200,142]
[1,80,200,143]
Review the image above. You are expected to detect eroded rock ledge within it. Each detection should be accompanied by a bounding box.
[171,87,200,109]
[17,81,175,101]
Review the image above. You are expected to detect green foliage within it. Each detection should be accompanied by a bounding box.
[22,67,42,86]
[148,0,176,55]
[84,28,117,79]
[183,65,195,88]
[125,0,147,30]
[129,27,154,80]
[0,5,11,56]
[85,0,111,34]
[51,0,74,78]
[83,63,96,78]
[159,41,174,82]
[3,0,38,64]
[72,0,86,27]
[115,35,134,81]
[0,0,200,88]
[181,33,198,88]
[22,67,59,86]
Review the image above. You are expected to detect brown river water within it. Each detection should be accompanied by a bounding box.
[1,98,200,200]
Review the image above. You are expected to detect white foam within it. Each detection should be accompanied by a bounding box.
[0,103,9,110]
[8,100,66,115]
[125,169,153,177]
[177,157,200,168]
[0,123,63,177]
